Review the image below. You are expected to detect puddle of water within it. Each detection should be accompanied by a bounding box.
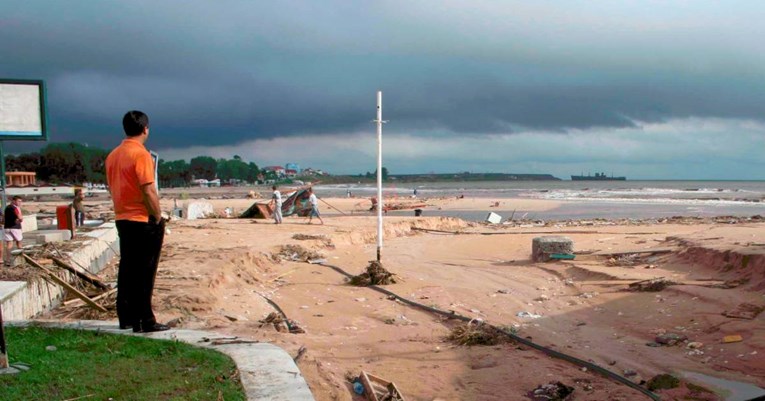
[681,371,765,401]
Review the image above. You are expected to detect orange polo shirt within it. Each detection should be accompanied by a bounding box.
[105,138,155,222]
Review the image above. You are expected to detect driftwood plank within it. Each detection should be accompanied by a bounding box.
[50,257,110,290]
[23,255,108,313]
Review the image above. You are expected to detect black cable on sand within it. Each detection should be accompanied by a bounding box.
[320,261,661,401]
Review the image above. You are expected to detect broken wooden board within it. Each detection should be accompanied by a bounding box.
[359,371,406,401]
[51,257,110,290]
[23,255,108,313]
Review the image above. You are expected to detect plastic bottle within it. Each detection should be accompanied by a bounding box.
[353,381,364,395]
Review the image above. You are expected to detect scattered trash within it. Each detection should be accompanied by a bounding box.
[528,381,574,401]
[259,312,305,334]
[272,244,323,263]
[516,311,542,319]
[628,277,675,292]
[686,342,704,349]
[447,320,510,346]
[655,333,687,346]
[357,371,406,401]
[349,260,396,286]
[722,334,743,343]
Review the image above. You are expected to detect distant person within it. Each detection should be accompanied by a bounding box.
[4,196,24,267]
[413,188,418,198]
[307,188,324,225]
[73,188,85,227]
[270,185,283,224]
[106,110,169,333]
[346,188,351,198]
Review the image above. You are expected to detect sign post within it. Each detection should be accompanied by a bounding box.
[373,91,386,262]
[0,78,49,370]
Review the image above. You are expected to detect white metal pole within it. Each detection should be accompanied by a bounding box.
[376,91,383,262]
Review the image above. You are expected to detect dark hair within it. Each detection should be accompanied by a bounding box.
[272,185,277,190]
[122,110,149,137]
[12,195,22,201]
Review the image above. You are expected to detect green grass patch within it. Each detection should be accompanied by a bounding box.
[0,326,245,401]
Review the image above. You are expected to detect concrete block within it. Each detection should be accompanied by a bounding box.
[532,236,574,262]
[184,201,214,220]
[22,214,38,232]
[23,229,72,244]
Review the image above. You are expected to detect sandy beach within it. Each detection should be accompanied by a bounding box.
[34,193,765,400]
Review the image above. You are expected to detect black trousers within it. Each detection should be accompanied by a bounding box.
[75,211,85,226]
[116,219,165,328]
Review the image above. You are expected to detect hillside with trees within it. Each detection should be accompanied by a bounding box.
[4,143,262,188]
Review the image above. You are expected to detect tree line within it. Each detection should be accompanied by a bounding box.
[4,142,262,187]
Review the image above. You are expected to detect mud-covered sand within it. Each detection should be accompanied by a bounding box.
[34,194,765,400]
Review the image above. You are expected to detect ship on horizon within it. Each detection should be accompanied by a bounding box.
[571,172,626,181]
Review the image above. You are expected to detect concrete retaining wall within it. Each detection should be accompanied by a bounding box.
[0,223,119,320]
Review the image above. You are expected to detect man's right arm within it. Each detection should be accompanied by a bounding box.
[141,183,162,223]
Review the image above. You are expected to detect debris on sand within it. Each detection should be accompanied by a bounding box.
[628,277,675,292]
[647,374,680,391]
[272,244,323,263]
[357,371,406,401]
[722,303,764,320]
[447,320,511,346]
[654,332,688,346]
[528,381,574,401]
[259,312,305,334]
[606,253,642,267]
[292,233,328,241]
[292,233,334,248]
[349,260,397,286]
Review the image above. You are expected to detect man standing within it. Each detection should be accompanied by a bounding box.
[73,188,85,227]
[3,196,24,267]
[307,188,324,225]
[106,110,169,333]
[270,185,283,224]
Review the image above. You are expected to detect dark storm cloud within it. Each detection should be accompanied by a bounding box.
[2,1,764,154]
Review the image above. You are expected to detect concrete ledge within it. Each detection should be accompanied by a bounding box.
[7,320,315,401]
[0,273,68,321]
[0,222,119,320]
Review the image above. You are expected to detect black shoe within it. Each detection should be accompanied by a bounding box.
[135,323,171,333]
[119,324,132,330]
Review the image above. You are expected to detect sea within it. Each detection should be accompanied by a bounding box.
[315,180,765,221]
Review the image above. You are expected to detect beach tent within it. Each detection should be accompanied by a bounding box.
[240,187,312,219]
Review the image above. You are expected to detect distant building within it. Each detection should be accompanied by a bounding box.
[6,171,36,187]
[285,163,300,174]
[263,166,286,177]
[285,169,298,178]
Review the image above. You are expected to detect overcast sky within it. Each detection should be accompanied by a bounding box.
[2,1,765,179]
